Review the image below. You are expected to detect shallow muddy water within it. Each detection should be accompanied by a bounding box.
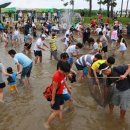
[0,34,130,130]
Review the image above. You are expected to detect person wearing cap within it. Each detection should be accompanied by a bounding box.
[99,63,130,120]
[91,56,115,84]
[33,34,49,64]
[75,54,102,81]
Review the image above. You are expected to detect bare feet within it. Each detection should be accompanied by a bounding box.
[44,122,50,129]
[0,100,4,103]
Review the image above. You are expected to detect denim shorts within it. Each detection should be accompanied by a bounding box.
[111,39,116,43]
[21,63,33,79]
[67,57,73,65]
[63,93,71,101]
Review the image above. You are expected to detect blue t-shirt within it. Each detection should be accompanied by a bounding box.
[7,72,17,85]
[14,53,32,68]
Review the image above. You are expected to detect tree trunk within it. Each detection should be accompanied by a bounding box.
[107,3,110,17]
[88,0,92,17]
[125,0,129,17]
[0,8,1,21]
[99,0,102,10]
[111,0,113,18]
[120,0,123,17]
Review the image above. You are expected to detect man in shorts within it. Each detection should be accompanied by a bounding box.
[8,49,33,87]
[75,54,102,81]
[34,34,48,63]
[66,43,83,66]
[99,63,130,120]
[44,62,71,129]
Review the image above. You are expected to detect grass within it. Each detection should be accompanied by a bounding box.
[82,16,130,25]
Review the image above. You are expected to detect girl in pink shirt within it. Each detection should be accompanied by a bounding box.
[111,26,118,47]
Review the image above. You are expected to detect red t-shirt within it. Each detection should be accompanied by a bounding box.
[98,14,102,19]
[52,70,66,94]
[106,18,110,23]
[91,20,96,25]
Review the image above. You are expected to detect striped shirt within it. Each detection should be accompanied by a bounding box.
[76,54,94,67]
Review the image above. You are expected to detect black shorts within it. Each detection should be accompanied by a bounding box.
[0,82,6,89]
[24,43,32,49]
[102,46,108,53]
[34,50,42,56]
[51,94,64,110]
[75,62,84,70]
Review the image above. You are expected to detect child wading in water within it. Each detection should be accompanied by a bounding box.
[49,33,59,61]
[117,35,127,58]
[7,67,18,94]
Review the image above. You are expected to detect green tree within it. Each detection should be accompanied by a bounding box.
[97,0,102,11]
[100,0,117,17]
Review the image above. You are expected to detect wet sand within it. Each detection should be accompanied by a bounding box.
[0,33,130,130]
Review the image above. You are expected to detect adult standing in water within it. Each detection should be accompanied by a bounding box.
[99,63,130,120]
[0,62,10,102]
[33,34,49,64]
[8,49,33,87]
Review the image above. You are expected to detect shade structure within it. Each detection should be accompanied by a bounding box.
[1,7,16,13]
[0,2,11,8]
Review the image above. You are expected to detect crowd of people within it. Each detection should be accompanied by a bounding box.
[0,11,130,129]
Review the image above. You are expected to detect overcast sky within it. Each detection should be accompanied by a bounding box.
[0,0,129,10]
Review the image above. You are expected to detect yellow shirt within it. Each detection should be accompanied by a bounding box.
[91,60,106,71]
[49,36,57,51]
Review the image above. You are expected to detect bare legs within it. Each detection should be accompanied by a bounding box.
[35,56,42,64]
[44,105,63,129]
[0,88,4,103]
[109,104,126,120]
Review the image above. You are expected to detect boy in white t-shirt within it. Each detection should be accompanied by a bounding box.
[33,34,49,63]
[66,43,83,66]
[64,34,70,50]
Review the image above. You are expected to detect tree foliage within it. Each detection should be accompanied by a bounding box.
[101,0,117,7]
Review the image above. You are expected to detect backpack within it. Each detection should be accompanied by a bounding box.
[43,84,53,101]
